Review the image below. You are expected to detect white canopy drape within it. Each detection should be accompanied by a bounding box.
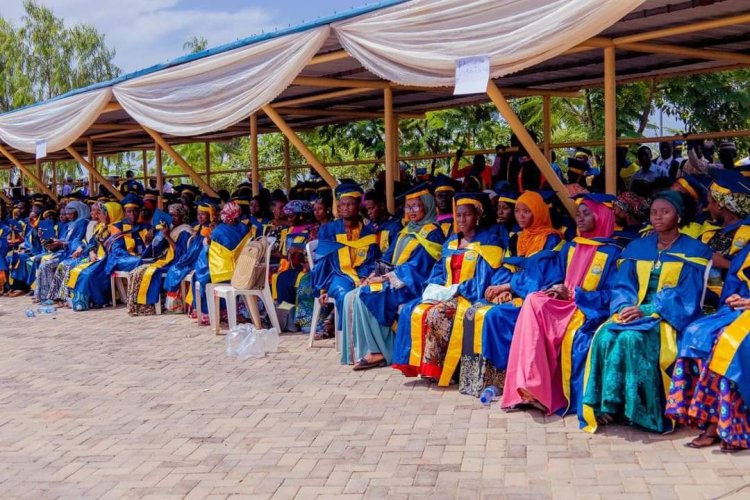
[333,0,644,87]
[112,27,330,137]
[0,88,112,154]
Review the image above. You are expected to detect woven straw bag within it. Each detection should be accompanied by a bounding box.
[231,237,267,290]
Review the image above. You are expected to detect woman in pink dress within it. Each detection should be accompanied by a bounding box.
[501,194,622,416]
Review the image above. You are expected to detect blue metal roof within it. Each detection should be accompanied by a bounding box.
[3,0,409,116]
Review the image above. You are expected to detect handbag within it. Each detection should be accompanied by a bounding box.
[231,237,267,290]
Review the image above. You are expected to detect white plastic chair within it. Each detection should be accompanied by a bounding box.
[110,270,131,308]
[181,271,198,315]
[207,236,281,335]
[306,240,341,351]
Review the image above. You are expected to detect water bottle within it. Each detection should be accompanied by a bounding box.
[24,309,36,318]
[480,385,498,405]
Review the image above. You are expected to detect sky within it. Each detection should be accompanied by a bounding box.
[0,0,370,73]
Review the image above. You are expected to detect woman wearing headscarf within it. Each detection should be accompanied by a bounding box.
[67,202,126,310]
[192,201,249,325]
[612,191,649,246]
[341,187,445,369]
[126,202,193,316]
[667,244,750,452]
[392,192,503,386]
[48,202,103,305]
[458,191,563,397]
[699,171,750,306]
[33,201,90,303]
[163,200,217,312]
[500,194,621,416]
[271,200,315,305]
[581,191,713,434]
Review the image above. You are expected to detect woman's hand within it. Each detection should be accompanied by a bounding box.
[485,284,510,302]
[88,250,98,262]
[71,247,83,258]
[726,294,750,310]
[617,305,643,324]
[545,284,571,300]
[495,291,513,304]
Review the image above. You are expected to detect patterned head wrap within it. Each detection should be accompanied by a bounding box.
[168,203,188,218]
[710,184,750,218]
[220,201,241,224]
[614,191,649,220]
[283,200,313,216]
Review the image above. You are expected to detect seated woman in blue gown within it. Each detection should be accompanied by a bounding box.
[34,201,90,303]
[667,244,750,452]
[340,186,445,369]
[126,202,194,316]
[458,190,563,397]
[163,199,217,313]
[581,191,713,434]
[192,201,249,325]
[392,192,503,387]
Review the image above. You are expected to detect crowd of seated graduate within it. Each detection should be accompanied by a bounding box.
[3,141,750,453]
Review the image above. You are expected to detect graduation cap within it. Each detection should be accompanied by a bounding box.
[38,219,57,240]
[397,182,431,203]
[143,189,159,204]
[121,193,143,209]
[495,189,519,205]
[538,189,560,205]
[572,193,617,208]
[229,192,251,206]
[175,184,200,198]
[673,175,708,204]
[574,147,593,160]
[196,196,220,215]
[335,183,364,200]
[710,168,750,196]
[430,174,459,194]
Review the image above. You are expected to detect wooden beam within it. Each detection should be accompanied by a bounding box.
[0,144,57,200]
[87,138,96,196]
[283,136,291,192]
[273,107,425,120]
[51,160,57,196]
[307,49,349,66]
[486,82,577,216]
[384,87,396,214]
[613,12,750,46]
[102,102,122,113]
[274,88,372,108]
[543,95,551,161]
[391,83,581,98]
[66,146,122,201]
[618,41,750,66]
[205,141,211,186]
[604,47,617,195]
[155,144,164,210]
[250,114,259,196]
[142,149,148,188]
[142,126,218,198]
[261,105,337,188]
[87,123,142,131]
[293,76,390,89]
[89,129,144,140]
[0,189,11,205]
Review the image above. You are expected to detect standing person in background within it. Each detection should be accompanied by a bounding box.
[451,150,492,190]
[363,189,402,254]
[431,174,458,238]
[119,170,145,196]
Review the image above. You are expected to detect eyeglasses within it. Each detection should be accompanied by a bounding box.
[404,205,422,213]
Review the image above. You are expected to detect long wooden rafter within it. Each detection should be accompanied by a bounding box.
[65,146,123,200]
[0,144,57,199]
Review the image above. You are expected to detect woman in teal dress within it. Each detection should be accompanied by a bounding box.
[581,191,713,433]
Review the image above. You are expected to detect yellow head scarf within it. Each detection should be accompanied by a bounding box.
[104,202,124,225]
[516,191,559,257]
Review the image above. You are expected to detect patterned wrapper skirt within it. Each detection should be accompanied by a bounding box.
[459,303,506,397]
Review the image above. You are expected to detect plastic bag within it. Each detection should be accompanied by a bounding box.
[225,324,265,359]
[261,328,280,353]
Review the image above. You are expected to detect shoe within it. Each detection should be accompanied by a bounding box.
[353,356,387,371]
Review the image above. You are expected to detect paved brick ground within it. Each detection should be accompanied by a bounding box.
[0,296,749,499]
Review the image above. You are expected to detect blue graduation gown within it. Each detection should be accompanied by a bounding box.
[366,216,403,254]
[193,222,249,309]
[163,224,210,292]
[359,222,446,328]
[312,219,380,329]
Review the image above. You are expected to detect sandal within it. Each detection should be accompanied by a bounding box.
[596,413,615,425]
[353,356,387,371]
[313,331,334,341]
[720,441,745,454]
[684,432,721,449]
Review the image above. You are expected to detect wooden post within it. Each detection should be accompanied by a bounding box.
[604,46,617,195]
[384,87,396,214]
[0,144,57,199]
[143,126,218,198]
[250,115,259,196]
[205,141,211,186]
[51,160,57,197]
[486,82,577,216]
[543,95,552,162]
[142,149,149,190]
[261,105,337,188]
[155,144,164,209]
[65,147,123,201]
[283,136,291,192]
[86,138,96,196]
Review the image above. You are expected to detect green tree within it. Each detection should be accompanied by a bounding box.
[183,36,208,54]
